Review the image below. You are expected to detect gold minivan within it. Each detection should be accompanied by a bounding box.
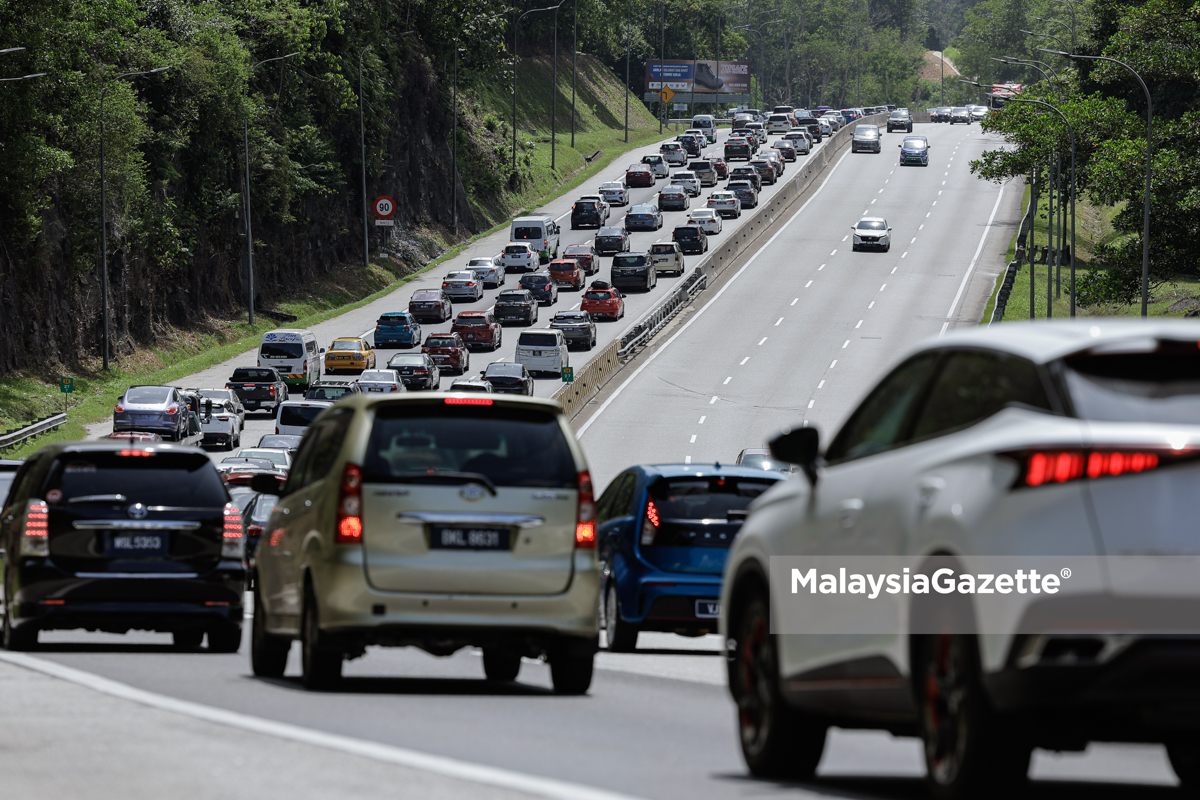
[249,393,600,692]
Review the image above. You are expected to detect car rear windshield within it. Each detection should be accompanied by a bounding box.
[360,371,395,382]
[454,316,487,326]
[521,275,550,286]
[554,313,588,322]
[674,227,700,238]
[505,245,530,255]
[739,453,792,472]
[232,368,277,381]
[575,202,598,210]
[306,386,352,401]
[412,291,440,301]
[259,342,304,359]
[584,291,611,300]
[389,355,425,366]
[124,387,171,404]
[426,337,458,347]
[513,227,542,240]
[519,333,559,347]
[688,162,711,171]
[364,404,576,489]
[614,255,649,267]
[650,245,676,255]
[377,316,410,327]
[330,340,361,351]
[238,450,289,466]
[497,293,529,302]
[642,476,777,547]
[279,405,326,428]
[44,451,227,507]
[1061,341,1200,424]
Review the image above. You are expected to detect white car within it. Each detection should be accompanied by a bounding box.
[514,329,568,377]
[820,112,841,131]
[273,399,333,436]
[744,122,767,143]
[233,446,292,470]
[599,181,630,206]
[355,368,405,393]
[720,320,1200,796]
[499,242,538,272]
[465,257,505,289]
[765,114,791,134]
[198,388,245,426]
[784,129,812,154]
[687,208,723,235]
[817,118,832,136]
[850,217,891,251]
[200,396,243,451]
[670,171,700,197]
[706,191,742,219]
[660,142,688,166]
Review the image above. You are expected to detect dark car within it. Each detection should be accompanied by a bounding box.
[451,310,502,351]
[304,380,361,402]
[549,310,597,351]
[610,252,657,292]
[672,225,709,255]
[0,442,247,651]
[480,362,534,396]
[494,289,539,325]
[791,109,823,142]
[677,134,702,157]
[595,225,631,255]
[931,106,952,123]
[851,124,882,153]
[570,198,609,229]
[518,272,559,305]
[624,204,663,232]
[748,159,777,186]
[239,489,279,562]
[772,140,797,161]
[597,464,781,651]
[256,434,302,456]
[886,110,913,133]
[899,135,930,166]
[113,385,191,441]
[408,289,452,323]
[421,332,470,375]
[709,156,729,179]
[225,368,288,414]
[724,136,752,161]
[728,181,759,209]
[657,186,690,212]
[727,166,762,191]
[386,353,441,390]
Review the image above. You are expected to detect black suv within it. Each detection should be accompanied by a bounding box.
[886,110,912,133]
[672,225,709,255]
[570,198,609,229]
[494,289,539,325]
[595,225,631,255]
[480,362,534,395]
[519,272,560,305]
[0,442,246,651]
[610,252,657,292]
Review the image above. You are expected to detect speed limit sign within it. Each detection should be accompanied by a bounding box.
[373,196,396,219]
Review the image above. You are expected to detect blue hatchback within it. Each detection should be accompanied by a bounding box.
[374,312,421,348]
[899,135,929,166]
[596,464,783,652]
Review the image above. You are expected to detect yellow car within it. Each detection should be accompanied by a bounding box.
[323,337,375,374]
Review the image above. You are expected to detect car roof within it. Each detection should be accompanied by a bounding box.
[23,441,210,458]
[598,226,625,234]
[629,463,787,481]
[857,217,888,223]
[920,319,1200,365]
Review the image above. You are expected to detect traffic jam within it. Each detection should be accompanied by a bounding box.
[3,106,1199,800]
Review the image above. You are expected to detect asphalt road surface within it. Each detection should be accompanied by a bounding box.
[45,120,1187,798]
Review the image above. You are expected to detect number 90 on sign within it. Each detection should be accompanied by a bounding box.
[373,196,396,219]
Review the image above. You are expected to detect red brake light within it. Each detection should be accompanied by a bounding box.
[246,524,264,539]
[575,471,596,548]
[165,405,178,415]
[25,501,48,536]
[114,404,125,413]
[336,463,364,544]
[445,397,493,405]
[118,449,154,457]
[1017,449,1164,488]
[269,386,276,396]
[223,505,244,539]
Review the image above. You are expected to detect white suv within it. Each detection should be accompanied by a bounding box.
[514,329,569,377]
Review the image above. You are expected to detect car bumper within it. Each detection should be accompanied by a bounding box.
[854,238,888,249]
[113,418,176,434]
[623,572,722,633]
[375,335,418,347]
[444,290,479,300]
[325,360,367,371]
[611,274,651,288]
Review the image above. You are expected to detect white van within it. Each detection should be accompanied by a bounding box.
[258,329,323,390]
[514,329,568,377]
[691,114,716,143]
[274,399,333,436]
[510,215,561,264]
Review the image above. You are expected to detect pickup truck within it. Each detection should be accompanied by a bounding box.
[225,367,288,413]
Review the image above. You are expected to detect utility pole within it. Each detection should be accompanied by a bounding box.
[625,0,630,142]
[571,0,577,148]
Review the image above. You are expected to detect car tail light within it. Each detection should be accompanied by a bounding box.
[222,504,245,558]
[246,524,264,539]
[640,499,661,546]
[166,405,178,415]
[1009,448,1178,488]
[575,471,596,548]
[336,463,364,544]
[114,403,125,413]
[445,397,493,406]
[269,385,277,397]
[21,501,49,556]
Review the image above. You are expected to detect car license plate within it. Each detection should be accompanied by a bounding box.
[429,526,510,551]
[368,387,386,392]
[105,532,168,557]
[695,600,720,619]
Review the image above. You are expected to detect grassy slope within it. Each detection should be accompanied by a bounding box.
[1,54,663,456]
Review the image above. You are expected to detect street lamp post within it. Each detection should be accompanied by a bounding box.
[1043,48,1153,316]
[512,5,559,172]
[100,66,169,370]
[552,0,568,171]
[243,53,299,328]
[659,0,666,134]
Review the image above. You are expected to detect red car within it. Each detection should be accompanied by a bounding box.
[709,156,729,179]
[548,259,585,291]
[625,164,655,187]
[450,310,502,351]
[421,332,470,375]
[561,243,599,275]
[581,280,626,321]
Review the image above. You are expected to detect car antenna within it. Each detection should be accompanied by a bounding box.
[713,461,720,468]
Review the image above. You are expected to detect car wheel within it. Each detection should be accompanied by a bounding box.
[301,582,342,690]
[251,583,290,677]
[549,641,594,695]
[916,633,1031,799]
[1168,740,1200,790]
[173,629,204,651]
[482,646,522,681]
[729,586,827,779]
[605,583,638,653]
[208,621,242,653]
[2,577,37,651]
[461,354,470,375]
[588,334,595,350]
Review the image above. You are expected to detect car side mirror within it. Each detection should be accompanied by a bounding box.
[319,348,326,354]
[769,426,821,485]
[250,473,286,495]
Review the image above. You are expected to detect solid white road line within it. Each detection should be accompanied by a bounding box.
[0,652,647,800]
[942,183,1006,335]
[576,149,854,436]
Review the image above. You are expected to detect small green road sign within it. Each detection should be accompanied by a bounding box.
[561,367,574,383]
[59,377,74,393]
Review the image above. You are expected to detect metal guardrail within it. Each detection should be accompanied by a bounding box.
[0,413,67,452]
[991,199,1037,324]
[618,270,707,357]
[552,339,622,418]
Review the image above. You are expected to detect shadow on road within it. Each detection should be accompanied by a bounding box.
[246,674,558,697]
[714,772,1182,799]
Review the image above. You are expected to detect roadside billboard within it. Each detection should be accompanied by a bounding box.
[646,60,752,96]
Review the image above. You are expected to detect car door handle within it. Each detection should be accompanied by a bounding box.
[918,477,946,506]
[838,498,864,529]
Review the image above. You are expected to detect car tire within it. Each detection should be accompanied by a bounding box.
[587,334,596,350]
[208,622,242,653]
[1168,740,1200,789]
[173,629,205,650]
[605,583,638,653]
[460,354,469,375]
[549,646,594,695]
[916,633,1031,799]
[482,646,522,681]
[251,584,290,677]
[301,582,342,690]
[2,578,37,651]
[729,587,827,779]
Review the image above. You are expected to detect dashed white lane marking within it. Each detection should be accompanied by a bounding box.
[842,340,850,348]
[841,235,848,241]
[910,237,917,244]
[901,252,907,258]
[891,266,897,273]
[830,249,837,255]
[790,297,798,305]
[855,320,863,328]
[709,396,718,404]
[830,359,837,368]
[722,377,731,385]
[938,190,943,195]
[919,224,924,230]
[926,212,931,217]
[818,264,826,271]
[869,301,876,308]
[0,653,648,800]
[685,455,692,464]
[877,188,884,194]
[807,400,814,408]
[757,337,767,345]
[739,357,749,365]
[690,434,697,443]
[818,380,825,388]
[944,183,1007,336]
[774,317,783,326]
[699,415,706,423]
[870,199,876,204]
[805,280,813,287]
[932,200,937,206]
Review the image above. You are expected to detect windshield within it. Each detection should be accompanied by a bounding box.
[1062,343,1200,424]
[584,291,611,301]
[903,139,927,150]
[858,220,887,231]
[45,451,227,507]
[259,342,303,359]
[364,405,575,489]
[513,226,542,240]
[124,387,171,405]
[232,368,277,381]
[377,316,409,328]
[279,405,326,428]
[614,255,649,267]
[642,477,777,548]
[330,340,361,351]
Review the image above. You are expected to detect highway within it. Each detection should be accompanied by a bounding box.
[25,118,1187,798]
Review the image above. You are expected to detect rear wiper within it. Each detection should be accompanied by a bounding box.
[67,494,128,504]
[376,472,498,496]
